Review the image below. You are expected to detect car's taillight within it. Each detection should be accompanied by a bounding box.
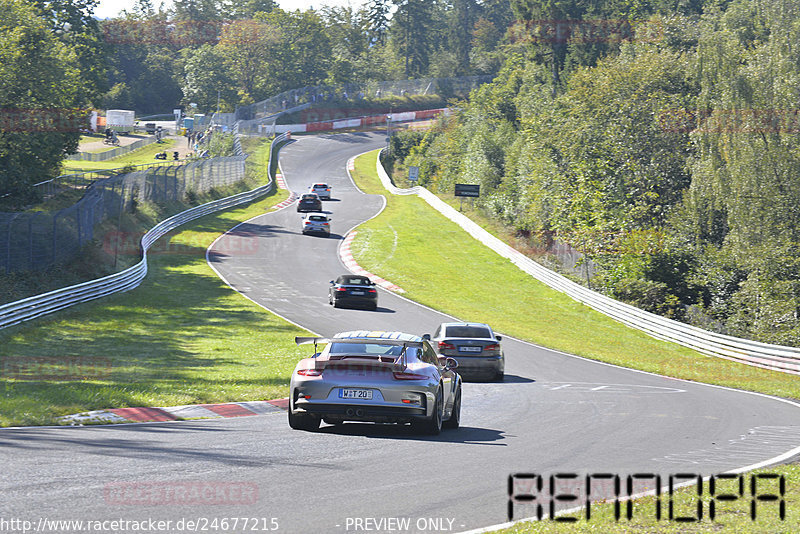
[393,371,427,380]
[322,222,329,225]
[304,221,311,224]
[297,369,322,376]
[336,287,347,292]
[485,343,500,351]
[439,342,455,351]
[368,288,376,293]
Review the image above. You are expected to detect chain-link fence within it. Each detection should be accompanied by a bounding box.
[0,156,246,273]
[212,75,493,128]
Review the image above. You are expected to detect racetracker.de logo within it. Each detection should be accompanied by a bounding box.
[0,108,89,133]
[659,108,800,134]
[520,19,663,44]
[104,481,259,506]
[2,356,112,381]
[102,231,260,257]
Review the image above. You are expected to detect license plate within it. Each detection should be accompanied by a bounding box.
[339,388,372,400]
[459,346,482,353]
[350,290,364,295]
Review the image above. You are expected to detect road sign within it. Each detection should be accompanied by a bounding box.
[408,166,419,181]
[454,184,480,197]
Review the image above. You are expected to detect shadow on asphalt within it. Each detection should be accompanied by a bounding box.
[316,423,506,444]
[461,374,535,384]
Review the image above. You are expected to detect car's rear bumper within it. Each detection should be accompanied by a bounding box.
[449,356,503,378]
[294,401,426,423]
[333,295,377,307]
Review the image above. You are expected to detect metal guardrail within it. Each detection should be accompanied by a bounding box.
[374,151,800,375]
[0,132,288,330]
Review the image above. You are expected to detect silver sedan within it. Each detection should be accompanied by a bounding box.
[289,331,462,434]
[428,322,504,381]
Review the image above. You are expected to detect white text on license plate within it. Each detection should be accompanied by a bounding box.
[459,346,482,352]
[339,388,373,400]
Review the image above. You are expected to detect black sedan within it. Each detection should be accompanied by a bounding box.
[297,193,323,212]
[329,275,378,310]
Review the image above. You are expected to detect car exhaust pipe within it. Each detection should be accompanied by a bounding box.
[355,409,364,417]
[346,408,355,416]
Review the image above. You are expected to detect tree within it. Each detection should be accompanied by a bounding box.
[181,44,237,112]
[447,0,479,75]
[510,0,588,90]
[0,0,85,202]
[223,0,276,18]
[365,0,390,46]
[32,0,108,106]
[390,0,437,78]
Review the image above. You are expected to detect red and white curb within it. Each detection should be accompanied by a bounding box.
[268,173,297,210]
[59,399,290,425]
[339,231,404,293]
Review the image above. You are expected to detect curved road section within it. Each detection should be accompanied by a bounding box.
[1,132,798,534]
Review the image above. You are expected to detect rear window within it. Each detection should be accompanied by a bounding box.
[337,276,371,286]
[309,215,327,222]
[302,194,318,200]
[313,184,328,188]
[445,326,492,338]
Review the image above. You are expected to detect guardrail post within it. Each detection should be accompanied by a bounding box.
[28,213,34,270]
[52,212,58,265]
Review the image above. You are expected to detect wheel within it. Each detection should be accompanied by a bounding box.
[443,386,461,429]
[369,303,378,311]
[413,387,443,435]
[288,398,320,431]
[332,298,340,308]
[494,371,504,382]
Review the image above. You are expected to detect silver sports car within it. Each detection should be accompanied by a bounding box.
[288,331,462,434]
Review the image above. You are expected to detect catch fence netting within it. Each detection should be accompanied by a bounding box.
[0,156,246,273]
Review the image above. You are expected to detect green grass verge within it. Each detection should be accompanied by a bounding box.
[350,150,800,401]
[62,139,177,173]
[0,139,301,427]
[349,149,800,533]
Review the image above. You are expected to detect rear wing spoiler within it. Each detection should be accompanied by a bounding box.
[294,337,425,347]
[294,336,424,370]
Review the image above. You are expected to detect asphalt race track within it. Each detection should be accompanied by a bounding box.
[2,131,800,533]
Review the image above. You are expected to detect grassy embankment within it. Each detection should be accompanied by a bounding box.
[0,137,208,305]
[347,149,799,534]
[62,138,177,173]
[0,138,307,426]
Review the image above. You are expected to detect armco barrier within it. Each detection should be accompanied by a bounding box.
[0,132,289,330]
[374,152,800,375]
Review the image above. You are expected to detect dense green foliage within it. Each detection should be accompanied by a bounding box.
[0,0,98,203]
[398,0,800,345]
[1,0,515,201]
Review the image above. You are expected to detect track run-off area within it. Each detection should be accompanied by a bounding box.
[2,131,799,534]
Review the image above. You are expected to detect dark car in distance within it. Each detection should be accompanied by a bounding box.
[329,275,378,310]
[297,193,323,212]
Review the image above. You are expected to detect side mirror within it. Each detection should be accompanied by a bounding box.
[370,281,376,286]
[422,333,431,341]
[444,357,458,370]
[329,280,335,285]
[496,335,502,341]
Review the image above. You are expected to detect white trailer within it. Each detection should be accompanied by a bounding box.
[105,109,135,133]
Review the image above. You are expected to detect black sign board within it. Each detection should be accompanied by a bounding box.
[454,184,480,198]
